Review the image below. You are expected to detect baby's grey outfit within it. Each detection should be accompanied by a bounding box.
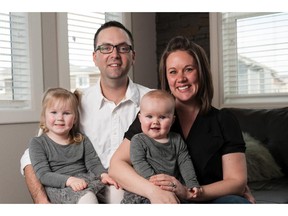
[29,134,107,203]
[122,132,199,204]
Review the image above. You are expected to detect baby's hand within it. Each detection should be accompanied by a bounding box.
[189,186,203,198]
[100,173,121,189]
[66,176,88,191]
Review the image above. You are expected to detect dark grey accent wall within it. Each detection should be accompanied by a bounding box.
[155,12,210,87]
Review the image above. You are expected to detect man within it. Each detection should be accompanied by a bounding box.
[20,21,151,204]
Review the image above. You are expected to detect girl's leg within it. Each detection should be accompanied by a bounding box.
[77,191,99,204]
[108,186,125,203]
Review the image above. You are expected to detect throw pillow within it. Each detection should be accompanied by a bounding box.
[243,132,284,182]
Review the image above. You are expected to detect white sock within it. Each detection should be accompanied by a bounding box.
[77,191,99,204]
[107,186,124,204]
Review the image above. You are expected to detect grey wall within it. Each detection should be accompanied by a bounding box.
[132,13,157,89]
[155,13,210,88]
[156,13,210,61]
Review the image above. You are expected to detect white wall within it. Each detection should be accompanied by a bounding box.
[0,12,157,203]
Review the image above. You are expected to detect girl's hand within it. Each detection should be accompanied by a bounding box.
[66,176,88,191]
[100,173,121,189]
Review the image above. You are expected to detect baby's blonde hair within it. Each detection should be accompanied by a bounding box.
[39,87,83,143]
[141,89,175,115]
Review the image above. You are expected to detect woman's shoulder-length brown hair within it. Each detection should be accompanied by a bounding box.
[159,36,214,114]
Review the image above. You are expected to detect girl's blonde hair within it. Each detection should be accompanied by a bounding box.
[39,87,83,143]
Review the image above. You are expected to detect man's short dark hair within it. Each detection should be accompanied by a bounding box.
[93,20,134,51]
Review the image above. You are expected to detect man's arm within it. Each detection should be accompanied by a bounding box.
[24,164,50,204]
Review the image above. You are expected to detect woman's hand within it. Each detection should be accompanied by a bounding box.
[66,176,88,192]
[243,185,256,204]
[149,174,188,201]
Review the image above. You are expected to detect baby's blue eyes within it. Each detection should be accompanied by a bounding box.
[145,115,166,119]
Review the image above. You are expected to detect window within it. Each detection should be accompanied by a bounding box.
[57,12,127,91]
[0,13,43,124]
[76,75,89,89]
[211,12,288,107]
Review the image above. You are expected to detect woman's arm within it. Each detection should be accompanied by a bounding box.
[194,152,247,201]
[109,138,179,203]
[151,152,247,202]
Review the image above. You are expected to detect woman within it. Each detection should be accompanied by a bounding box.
[109,36,254,203]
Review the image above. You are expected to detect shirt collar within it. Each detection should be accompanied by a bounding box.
[96,77,141,109]
[94,78,105,109]
[125,77,141,106]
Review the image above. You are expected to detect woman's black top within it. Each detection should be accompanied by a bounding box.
[124,106,245,185]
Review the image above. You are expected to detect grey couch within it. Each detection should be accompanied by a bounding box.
[226,107,288,204]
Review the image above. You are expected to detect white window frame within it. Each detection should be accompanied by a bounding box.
[57,12,132,90]
[210,12,288,109]
[0,13,43,124]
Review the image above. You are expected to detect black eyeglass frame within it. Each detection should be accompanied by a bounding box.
[95,43,133,54]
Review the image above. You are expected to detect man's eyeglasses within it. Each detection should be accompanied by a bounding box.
[95,44,133,54]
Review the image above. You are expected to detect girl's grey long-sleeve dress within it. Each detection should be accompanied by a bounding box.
[29,133,106,203]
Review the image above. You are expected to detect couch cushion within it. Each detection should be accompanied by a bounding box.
[226,107,288,174]
[243,132,284,182]
[248,177,288,203]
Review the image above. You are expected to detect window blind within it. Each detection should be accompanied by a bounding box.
[67,12,122,91]
[221,12,288,104]
[0,12,31,108]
